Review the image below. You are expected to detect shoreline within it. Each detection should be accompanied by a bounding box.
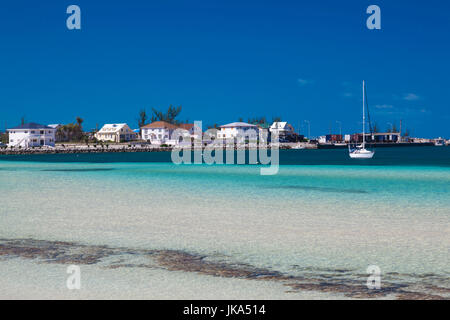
[0,143,309,156]
[0,142,442,156]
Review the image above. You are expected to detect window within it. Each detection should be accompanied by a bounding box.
[40,130,44,134]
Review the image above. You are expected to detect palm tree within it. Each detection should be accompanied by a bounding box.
[75,117,84,141]
[150,105,183,124]
[76,117,83,130]
[138,109,148,128]
[272,116,282,122]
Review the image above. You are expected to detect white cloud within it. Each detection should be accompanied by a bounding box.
[403,93,420,101]
[374,105,430,116]
[297,78,313,86]
[375,104,394,109]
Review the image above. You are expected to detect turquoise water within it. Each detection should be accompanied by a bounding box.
[2,146,449,167]
[0,147,449,298]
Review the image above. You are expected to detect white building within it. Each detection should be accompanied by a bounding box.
[269,122,295,141]
[217,122,260,142]
[94,123,137,142]
[141,121,202,145]
[141,121,180,145]
[7,123,56,148]
[178,123,202,140]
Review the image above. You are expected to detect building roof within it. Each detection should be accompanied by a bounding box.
[219,122,258,128]
[178,123,194,130]
[8,122,54,130]
[97,123,130,133]
[141,121,179,130]
[270,121,288,129]
[47,124,62,129]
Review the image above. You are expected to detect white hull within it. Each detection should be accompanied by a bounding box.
[349,149,375,159]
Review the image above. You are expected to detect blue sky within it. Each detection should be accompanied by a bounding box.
[0,0,449,138]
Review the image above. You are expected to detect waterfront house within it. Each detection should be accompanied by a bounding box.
[178,123,201,139]
[141,121,202,145]
[217,122,260,143]
[94,123,137,142]
[48,124,67,142]
[269,122,295,141]
[132,129,141,140]
[141,121,179,145]
[7,123,56,148]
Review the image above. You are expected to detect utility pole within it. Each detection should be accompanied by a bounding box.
[304,120,311,139]
[336,121,342,136]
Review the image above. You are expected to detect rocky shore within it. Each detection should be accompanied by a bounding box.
[0,142,314,155]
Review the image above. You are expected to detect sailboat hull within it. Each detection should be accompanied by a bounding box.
[349,149,375,159]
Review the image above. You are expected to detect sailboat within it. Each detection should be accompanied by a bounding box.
[349,81,375,159]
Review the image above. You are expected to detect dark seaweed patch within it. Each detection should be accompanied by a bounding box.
[0,238,448,299]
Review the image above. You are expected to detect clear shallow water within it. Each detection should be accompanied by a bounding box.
[0,147,449,298]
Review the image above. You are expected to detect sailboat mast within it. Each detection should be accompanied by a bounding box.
[362,80,365,148]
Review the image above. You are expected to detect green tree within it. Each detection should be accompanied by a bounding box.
[138,109,148,128]
[272,116,282,122]
[207,123,219,129]
[248,116,267,125]
[76,117,83,130]
[1,131,8,144]
[150,105,183,124]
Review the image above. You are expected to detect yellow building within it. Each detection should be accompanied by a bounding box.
[94,123,137,142]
